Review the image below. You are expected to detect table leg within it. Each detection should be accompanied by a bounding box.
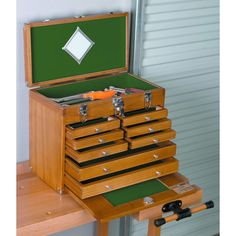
[148,217,161,236]
[97,221,109,236]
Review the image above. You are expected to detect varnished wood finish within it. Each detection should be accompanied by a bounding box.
[122,89,165,113]
[148,217,161,236]
[97,221,109,236]
[17,165,94,236]
[66,129,124,150]
[29,90,65,192]
[65,141,176,181]
[63,99,115,124]
[121,108,168,127]
[124,118,172,138]
[66,117,120,139]
[66,173,202,222]
[24,13,129,87]
[66,140,128,163]
[126,129,176,149]
[65,157,179,199]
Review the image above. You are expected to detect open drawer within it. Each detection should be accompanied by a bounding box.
[120,107,168,127]
[66,116,120,139]
[65,157,178,199]
[66,140,128,163]
[65,173,202,222]
[124,118,172,138]
[65,141,176,181]
[126,129,176,149]
[66,129,124,150]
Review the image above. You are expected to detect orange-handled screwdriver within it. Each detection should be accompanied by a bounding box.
[83,90,116,100]
[52,90,116,103]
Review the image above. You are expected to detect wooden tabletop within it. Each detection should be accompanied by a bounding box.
[17,161,95,236]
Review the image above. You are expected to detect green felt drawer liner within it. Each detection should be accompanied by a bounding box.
[68,117,108,129]
[37,73,156,98]
[31,16,126,84]
[103,179,169,206]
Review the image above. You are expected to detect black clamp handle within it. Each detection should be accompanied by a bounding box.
[154,200,214,227]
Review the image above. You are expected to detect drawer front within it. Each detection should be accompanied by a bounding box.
[66,117,120,139]
[124,119,172,138]
[66,140,128,163]
[121,108,168,127]
[122,88,165,112]
[64,157,179,199]
[63,99,115,125]
[66,129,124,150]
[65,141,176,181]
[126,129,176,149]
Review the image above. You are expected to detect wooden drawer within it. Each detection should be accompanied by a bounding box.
[120,107,168,127]
[124,118,172,138]
[66,140,128,163]
[63,99,115,125]
[66,129,124,150]
[64,157,179,199]
[126,129,176,149]
[65,141,176,181]
[66,117,120,139]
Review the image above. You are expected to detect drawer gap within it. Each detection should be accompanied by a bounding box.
[124,107,157,117]
[68,117,109,129]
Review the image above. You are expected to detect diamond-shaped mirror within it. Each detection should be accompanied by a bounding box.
[62,27,95,64]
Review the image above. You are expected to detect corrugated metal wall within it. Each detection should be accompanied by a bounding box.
[130,0,219,235]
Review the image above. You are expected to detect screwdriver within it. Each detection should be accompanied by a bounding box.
[52,90,116,103]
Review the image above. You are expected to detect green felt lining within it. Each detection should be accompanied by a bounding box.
[31,16,127,84]
[103,179,169,206]
[38,73,156,98]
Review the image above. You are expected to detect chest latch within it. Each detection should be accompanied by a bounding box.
[113,96,125,117]
[144,91,152,109]
[79,104,88,122]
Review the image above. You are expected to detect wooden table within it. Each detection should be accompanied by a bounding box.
[17,161,95,236]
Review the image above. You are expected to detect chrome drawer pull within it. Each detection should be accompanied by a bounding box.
[98,138,105,143]
[145,116,151,121]
[156,171,161,176]
[153,154,159,159]
[149,127,155,133]
[95,128,100,133]
[153,139,158,144]
[103,168,109,173]
[101,151,108,156]
[105,185,112,190]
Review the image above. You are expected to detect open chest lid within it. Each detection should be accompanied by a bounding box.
[24,12,129,87]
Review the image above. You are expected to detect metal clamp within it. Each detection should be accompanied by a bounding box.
[144,91,152,110]
[80,104,88,122]
[113,96,125,117]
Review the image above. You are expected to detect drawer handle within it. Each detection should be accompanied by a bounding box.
[149,127,155,133]
[153,154,159,160]
[105,185,113,190]
[95,128,101,133]
[145,116,151,121]
[98,138,105,144]
[103,168,109,173]
[101,151,108,156]
[153,139,158,144]
[156,171,161,176]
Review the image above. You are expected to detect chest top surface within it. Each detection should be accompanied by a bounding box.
[24,13,128,87]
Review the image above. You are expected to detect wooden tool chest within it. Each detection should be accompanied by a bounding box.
[24,12,213,236]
